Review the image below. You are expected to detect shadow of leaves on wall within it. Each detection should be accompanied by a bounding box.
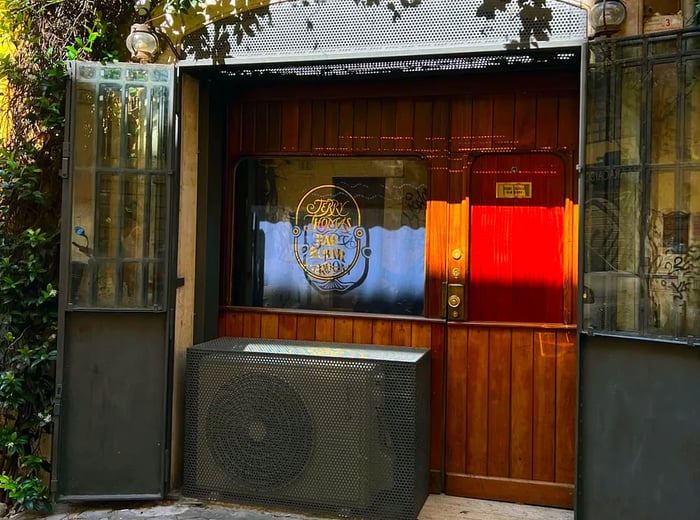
[477,0,553,49]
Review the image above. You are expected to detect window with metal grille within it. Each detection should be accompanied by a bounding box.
[68,63,173,309]
[584,28,700,341]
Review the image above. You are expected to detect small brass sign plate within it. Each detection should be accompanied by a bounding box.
[496,182,532,198]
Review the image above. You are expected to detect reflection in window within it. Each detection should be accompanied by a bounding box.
[69,63,172,309]
[229,157,428,316]
[584,34,700,340]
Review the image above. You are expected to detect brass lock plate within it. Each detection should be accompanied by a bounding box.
[441,283,465,321]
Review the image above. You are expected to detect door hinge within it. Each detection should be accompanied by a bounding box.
[53,384,62,417]
[59,157,69,179]
[60,142,71,179]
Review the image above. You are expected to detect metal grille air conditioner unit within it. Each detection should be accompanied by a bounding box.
[183,337,430,520]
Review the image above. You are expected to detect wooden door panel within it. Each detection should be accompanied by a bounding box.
[510,328,535,480]
[468,153,566,323]
[444,324,576,508]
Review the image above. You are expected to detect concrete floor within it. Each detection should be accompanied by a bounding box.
[419,494,573,520]
[28,494,574,520]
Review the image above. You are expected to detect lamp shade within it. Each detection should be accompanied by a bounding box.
[590,0,626,36]
[126,23,159,62]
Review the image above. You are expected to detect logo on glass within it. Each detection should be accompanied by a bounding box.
[293,184,371,292]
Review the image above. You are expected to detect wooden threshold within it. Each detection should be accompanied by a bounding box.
[445,473,574,509]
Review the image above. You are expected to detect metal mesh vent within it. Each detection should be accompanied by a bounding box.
[181,0,587,64]
[183,337,431,520]
[205,372,313,491]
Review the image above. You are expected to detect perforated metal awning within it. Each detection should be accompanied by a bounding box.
[179,0,588,70]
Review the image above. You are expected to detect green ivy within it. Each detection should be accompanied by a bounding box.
[0,0,133,512]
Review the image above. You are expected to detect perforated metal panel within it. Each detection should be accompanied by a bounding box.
[183,337,430,520]
[180,0,587,65]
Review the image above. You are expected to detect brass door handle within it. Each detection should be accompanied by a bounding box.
[448,294,461,308]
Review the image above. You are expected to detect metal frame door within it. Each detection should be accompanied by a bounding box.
[52,61,176,500]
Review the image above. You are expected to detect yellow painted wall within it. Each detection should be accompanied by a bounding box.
[0,4,13,142]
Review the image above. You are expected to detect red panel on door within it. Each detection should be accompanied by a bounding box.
[468,153,565,323]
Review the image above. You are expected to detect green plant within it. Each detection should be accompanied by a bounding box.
[0,0,133,512]
[0,474,48,513]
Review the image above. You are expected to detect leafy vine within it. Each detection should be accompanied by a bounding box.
[0,0,132,512]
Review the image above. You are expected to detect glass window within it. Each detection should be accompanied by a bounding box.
[583,33,700,342]
[68,63,172,309]
[229,157,428,316]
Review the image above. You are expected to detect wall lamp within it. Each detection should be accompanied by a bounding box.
[126,22,184,62]
[126,23,160,63]
[590,0,627,37]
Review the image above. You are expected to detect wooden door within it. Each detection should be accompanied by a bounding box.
[444,144,578,506]
[219,73,579,507]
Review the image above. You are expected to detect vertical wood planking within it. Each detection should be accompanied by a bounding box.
[450,97,473,152]
[338,100,354,151]
[227,103,242,159]
[297,315,316,340]
[445,326,468,474]
[334,317,354,343]
[311,100,325,151]
[254,102,269,152]
[219,312,243,336]
[510,328,535,480]
[367,99,382,151]
[315,316,334,341]
[514,94,537,150]
[557,91,579,150]
[432,99,450,155]
[242,312,262,337]
[267,102,282,152]
[492,93,515,151]
[430,322,445,471]
[260,313,279,338]
[411,321,432,348]
[391,321,411,346]
[533,330,557,482]
[570,196,579,325]
[471,95,493,150]
[380,99,397,151]
[241,102,256,153]
[487,328,512,478]
[324,101,339,151]
[555,330,576,484]
[395,99,414,151]
[563,161,576,325]
[466,327,489,475]
[298,100,313,152]
[414,100,433,156]
[535,94,559,150]
[281,100,300,151]
[352,318,374,344]
[353,99,368,151]
[372,319,392,345]
[278,314,298,340]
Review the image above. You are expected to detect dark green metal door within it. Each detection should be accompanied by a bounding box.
[52,61,176,500]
